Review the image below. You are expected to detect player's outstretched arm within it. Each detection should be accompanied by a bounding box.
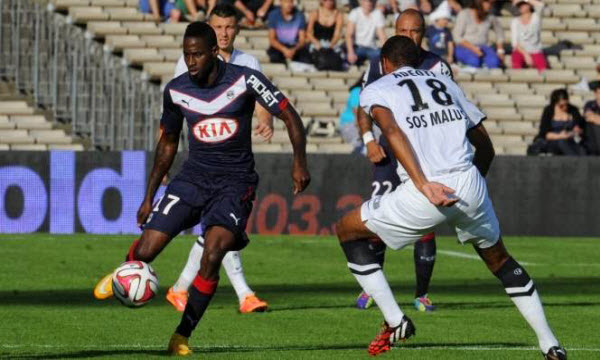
[467,123,495,177]
[372,106,457,207]
[357,106,386,163]
[137,131,180,227]
[277,106,310,194]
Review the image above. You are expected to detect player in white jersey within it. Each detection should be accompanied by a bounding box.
[336,36,566,360]
[166,4,271,314]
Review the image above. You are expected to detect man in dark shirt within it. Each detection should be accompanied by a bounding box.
[93,22,310,356]
[584,83,600,155]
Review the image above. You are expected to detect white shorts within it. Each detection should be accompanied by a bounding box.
[360,166,500,250]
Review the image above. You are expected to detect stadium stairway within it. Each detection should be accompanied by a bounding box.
[0,82,85,151]
[48,0,600,154]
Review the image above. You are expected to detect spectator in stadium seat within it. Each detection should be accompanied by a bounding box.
[453,0,504,69]
[266,0,312,64]
[510,0,547,72]
[419,0,463,15]
[425,5,455,64]
[175,0,216,21]
[339,75,364,154]
[306,0,344,70]
[345,0,387,65]
[221,0,273,28]
[537,89,586,156]
[583,83,600,155]
[140,0,182,22]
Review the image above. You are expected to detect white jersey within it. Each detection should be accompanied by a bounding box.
[360,66,486,182]
[173,49,262,78]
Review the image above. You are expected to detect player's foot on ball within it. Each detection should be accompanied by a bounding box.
[239,293,268,313]
[544,346,567,360]
[357,291,374,309]
[368,316,416,356]
[166,287,188,312]
[414,296,435,312]
[93,273,114,300]
[167,333,192,356]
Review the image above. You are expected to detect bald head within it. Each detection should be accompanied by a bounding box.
[395,9,425,48]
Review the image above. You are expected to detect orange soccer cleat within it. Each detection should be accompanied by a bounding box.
[239,293,269,313]
[368,317,416,356]
[166,287,188,312]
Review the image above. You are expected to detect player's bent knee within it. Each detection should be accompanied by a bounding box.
[134,231,171,263]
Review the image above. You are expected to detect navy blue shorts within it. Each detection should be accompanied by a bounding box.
[371,136,401,198]
[144,179,255,251]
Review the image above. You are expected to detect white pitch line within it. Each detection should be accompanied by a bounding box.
[436,249,538,266]
[2,344,599,352]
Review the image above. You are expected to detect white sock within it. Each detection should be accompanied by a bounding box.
[172,238,204,292]
[510,289,559,353]
[222,251,253,303]
[351,267,404,327]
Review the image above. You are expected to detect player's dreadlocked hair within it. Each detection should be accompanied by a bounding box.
[381,35,420,68]
[210,3,238,19]
[184,21,217,48]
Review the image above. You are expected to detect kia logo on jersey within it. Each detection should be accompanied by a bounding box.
[192,118,238,143]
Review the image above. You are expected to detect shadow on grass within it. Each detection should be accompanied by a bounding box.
[1,277,599,306]
[5,341,532,359]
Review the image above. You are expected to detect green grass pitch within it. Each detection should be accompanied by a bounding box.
[1,234,599,359]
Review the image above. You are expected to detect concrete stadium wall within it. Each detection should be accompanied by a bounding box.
[0,151,598,236]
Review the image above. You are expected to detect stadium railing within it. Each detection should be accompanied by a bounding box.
[0,0,161,150]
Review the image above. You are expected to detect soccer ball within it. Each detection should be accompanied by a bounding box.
[112,261,158,307]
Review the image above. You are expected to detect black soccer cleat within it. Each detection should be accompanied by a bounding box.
[368,316,416,356]
[544,346,567,360]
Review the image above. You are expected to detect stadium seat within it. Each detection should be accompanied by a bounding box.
[501,121,538,136]
[514,95,547,108]
[50,0,90,11]
[541,17,566,31]
[494,82,531,94]
[484,107,522,121]
[106,7,145,21]
[310,78,347,91]
[31,130,72,144]
[566,18,598,31]
[299,103,337,117]
[10,144,49,151]
[49,143,85,151]
[0,130,35,144]
[144,62,176,80]
[123,48,164,65]
[124,22,162,35]
[86,21,127,37]
[11,115,53,130]
[506,69,543,83]
[272,76,310,90]
[520,108,543,122]
[562,56,597,70]
[555,31,595,45]
[477,94,514,107]
[543,69,578,84]
[0,144,9,150]
[141,35,179,49]
[550,4,585,17]
[0,116,14,130]
[316,143,354,153]
[261,63,288,78]
[291,90,330,103]
[473,70,509,82]
[105,35,145,51]
[252,143,283,152]
[68,7,109,23]
[159,49,182,62]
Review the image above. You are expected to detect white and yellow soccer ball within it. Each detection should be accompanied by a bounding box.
[112,261,158,307]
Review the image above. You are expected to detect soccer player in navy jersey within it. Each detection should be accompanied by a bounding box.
[93,21,310,356]
[355,9,453,311]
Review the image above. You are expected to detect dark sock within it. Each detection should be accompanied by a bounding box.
[414,233,436,298]
[125,238,140,261]
[369,239,387,268]
[493,257,534,296]
[175,275,218,338]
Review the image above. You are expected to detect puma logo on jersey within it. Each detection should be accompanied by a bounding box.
[181,98,191,106]
[230,213,241,226]
[192,118,238,143]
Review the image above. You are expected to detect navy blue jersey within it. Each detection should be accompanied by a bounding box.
[362,49,453,88]
[161,61,288,182]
